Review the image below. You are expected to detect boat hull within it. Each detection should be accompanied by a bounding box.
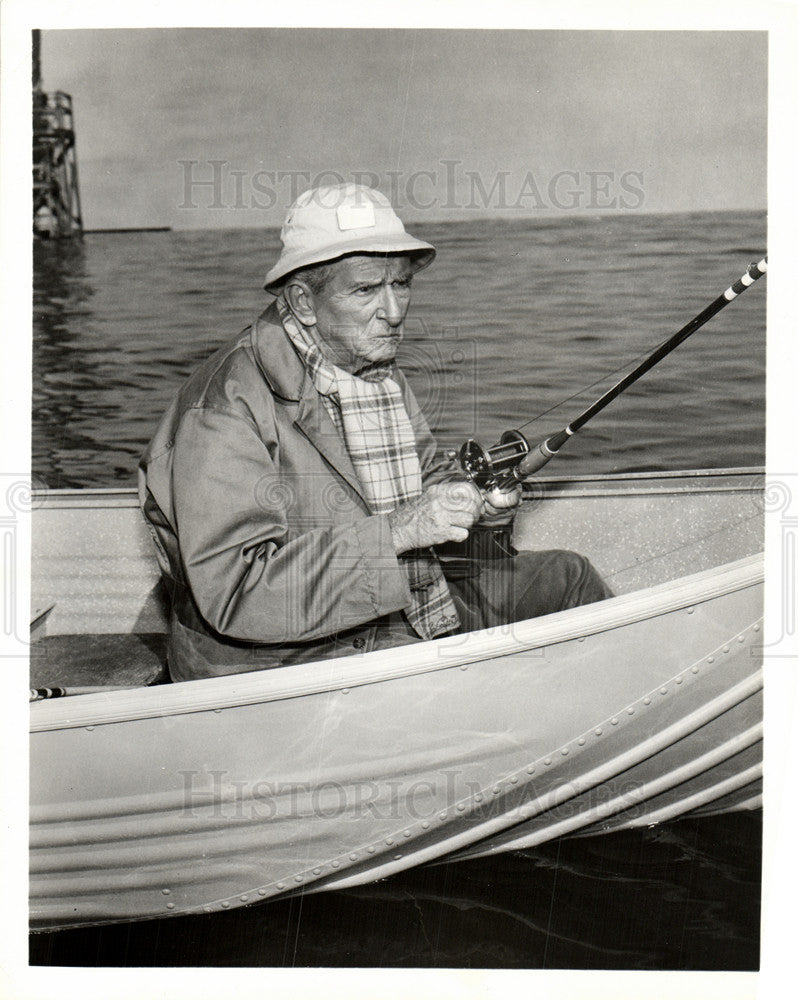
[29,470,764,930]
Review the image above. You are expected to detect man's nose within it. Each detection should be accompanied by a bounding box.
[375,285,405,326]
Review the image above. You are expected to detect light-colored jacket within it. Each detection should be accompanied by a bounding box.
[139,302,455,680]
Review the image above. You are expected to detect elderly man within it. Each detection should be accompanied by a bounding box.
[139,184,611,681]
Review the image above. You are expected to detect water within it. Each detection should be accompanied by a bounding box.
[33,211,766,488]
[31,210,765,968]
[30,813,760,970]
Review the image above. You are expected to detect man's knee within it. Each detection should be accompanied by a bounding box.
[545,549,613,607]
[513,548,613,618]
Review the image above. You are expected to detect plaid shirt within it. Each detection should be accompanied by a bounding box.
[277,297,460,640]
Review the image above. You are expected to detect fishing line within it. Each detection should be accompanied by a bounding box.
[513,328,701,434]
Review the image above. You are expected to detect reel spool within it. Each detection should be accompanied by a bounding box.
[457,429,530,489]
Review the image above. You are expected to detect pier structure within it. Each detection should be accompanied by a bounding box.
[33,30,83,239]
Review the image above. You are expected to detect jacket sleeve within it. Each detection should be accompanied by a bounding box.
[169,406,411,643]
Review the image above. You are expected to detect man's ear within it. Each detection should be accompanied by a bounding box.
[283,280,317,326]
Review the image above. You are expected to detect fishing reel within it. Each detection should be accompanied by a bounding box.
[453,427,567,506]
[458,430,530,489]
[453,430,531,508]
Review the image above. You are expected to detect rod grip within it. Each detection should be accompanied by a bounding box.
[516,429,572,478]
[516,440,557,477]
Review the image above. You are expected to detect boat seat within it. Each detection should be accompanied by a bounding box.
[29,633,169,689]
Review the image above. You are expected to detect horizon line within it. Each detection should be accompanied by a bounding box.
[81,205,767,235]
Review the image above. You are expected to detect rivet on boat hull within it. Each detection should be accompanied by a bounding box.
[675,676,683,684]
[349,853,358,860]
[578,738,585,746]
[643,697,651,705]
[544,758,552,766]
[313,867,322,874]
[561,748,569,755]
[331,861,340,868]
[627,707,635,715]
[594,728,603,736]
[161,888,171,895]
[692,666,700,674]
[166,902,175,909]
[421,821,430,830]
[510,776,519,783]
[610,718,619,726]
[368,845,376,853]
[240,895,249,902]
[754,624,761,632]
[276,883,286,890]
[221,901,230,908]
[294,876,303,883]
[660,687,668,695]
[403,831,412,837]
[723,645,730,653]
[258,889,267,896]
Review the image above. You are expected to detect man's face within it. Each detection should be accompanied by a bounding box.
[307,254,414,371]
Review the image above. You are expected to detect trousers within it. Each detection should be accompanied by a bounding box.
[447,547,613,633]
[367,544,614,653]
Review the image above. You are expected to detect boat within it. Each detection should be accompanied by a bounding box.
[29,467,764,931]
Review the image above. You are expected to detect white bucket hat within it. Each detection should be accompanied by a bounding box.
[264,183,436,292]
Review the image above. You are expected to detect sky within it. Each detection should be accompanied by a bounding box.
[38,28,768,230]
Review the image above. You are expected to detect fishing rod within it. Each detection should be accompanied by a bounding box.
[458,256,768,496]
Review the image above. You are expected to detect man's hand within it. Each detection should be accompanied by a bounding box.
[389,481,484,554]
[482,483,522,517]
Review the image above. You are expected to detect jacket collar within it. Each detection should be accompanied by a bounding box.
[250,301,369,504]
[250,300,306,402]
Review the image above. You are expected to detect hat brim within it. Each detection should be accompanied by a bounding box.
[264,236,435,292]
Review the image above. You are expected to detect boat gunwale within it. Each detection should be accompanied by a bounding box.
[29,552,764,733]
[31,466,765,508]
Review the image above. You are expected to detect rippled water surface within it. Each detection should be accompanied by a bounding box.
[31,210,765,969]
[33,211,766,488]
[31,812,761,970]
